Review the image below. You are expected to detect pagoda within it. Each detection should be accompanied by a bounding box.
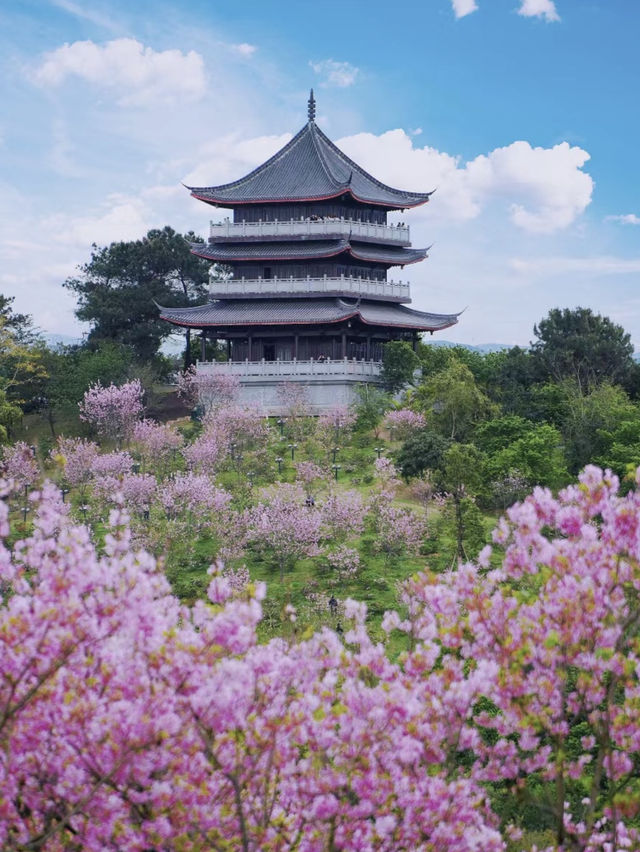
[159,91,459,413]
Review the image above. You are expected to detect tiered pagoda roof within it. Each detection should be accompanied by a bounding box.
[186,111,434,210]
[159,91,459,340]
[158,298,459,331]
[190,239,428,266]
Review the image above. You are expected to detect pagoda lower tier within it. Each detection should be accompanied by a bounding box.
[159,298,459,412]
[159,297,458,358]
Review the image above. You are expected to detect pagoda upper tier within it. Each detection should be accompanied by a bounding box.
[186,113,434,211]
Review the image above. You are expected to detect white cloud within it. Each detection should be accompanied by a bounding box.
[309,59,359,88]
[509,256,640,277]
[336,130,593,233]
[607,214,640,226]
[183,133,293,188]
[451,0,479,18]
[184,127,592,235]
[31,38,206,106]
[517,0,560,22]
[43,194,151,247]
[228,43,257,57]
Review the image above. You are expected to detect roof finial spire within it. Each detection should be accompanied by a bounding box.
[308,88,316,122]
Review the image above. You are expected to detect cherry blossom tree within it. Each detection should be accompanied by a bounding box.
[1,441,39,492]
[245,483,323,581]
[159,472,231,521]
[177,366,240,411]
[294,460,328,496]
[4,467,640,850]
[132,418,183,468]
[78,379,144,444]
[316,405,357,445]
[50,437,99,489]
[383,408,426,440]
[320,489,366,541]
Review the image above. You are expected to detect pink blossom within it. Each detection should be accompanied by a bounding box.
[78,379,144,442]
[177,366,240,410]
[159,472,231,519]
[383,408,426,439]
[320,489,366,539]
[132,418,183,460]
[245,483,323,580]
[316,406,357,443]
[91,450,134,477]
[1,442,38,491]
[51,437,99,487]
[326,545,361,578]
[119,473,157,512]
[294,460,328,492]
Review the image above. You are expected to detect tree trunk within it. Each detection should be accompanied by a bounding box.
[184,328,192,371]
[47,407,57,439]
[455,495,465,562]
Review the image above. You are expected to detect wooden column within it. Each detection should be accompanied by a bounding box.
[200,331,206,362]
[248,335,253,361]
[412,332,418,352]
[294,334,299,359]
[341,332,347,359]
[226,339,232,360]
[366,335,371,360]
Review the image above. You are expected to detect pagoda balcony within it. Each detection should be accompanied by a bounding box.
[210,275,411,303]
[209,218,410,246]
[197,357,382,380]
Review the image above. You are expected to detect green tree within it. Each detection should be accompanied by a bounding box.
[0,388,22,443]
[438,443,486,561]
[380,340,420,393]
[553,381,637,473]
[484,423,569,490]
[531,307,634,392]
[396,429,450,480]
[63,226,210,364]
[594,418,640,479]
[480,346,539,414]
[473,414,538,455]
[0,295,38,345]
[352,384,392,436]
[39,341,135,436]
[411,361,496,440]
[0,297,47,413]
[438,496,487,562]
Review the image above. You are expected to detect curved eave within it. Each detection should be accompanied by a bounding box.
[158,312,360,328]
[189,186,431,211]
[189,241,427,266]
[349,246,427,266]
[190,240,349,263]
[160,311,457,333]
[158,301,460,333]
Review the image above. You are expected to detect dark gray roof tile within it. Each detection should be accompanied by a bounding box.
[187,122,433,210]
[158,298,458,332]
[191,240,427,266]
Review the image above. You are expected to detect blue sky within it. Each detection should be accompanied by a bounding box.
[1,0,639,346]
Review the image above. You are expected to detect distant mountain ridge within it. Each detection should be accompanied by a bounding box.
[42,333,82,348]
[428,340,514,353]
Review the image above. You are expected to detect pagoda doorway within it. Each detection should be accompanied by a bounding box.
[263,343,276,361]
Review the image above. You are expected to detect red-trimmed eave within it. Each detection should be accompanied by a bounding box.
[159,312,360,328]
[349,247,427,266]
[190,188,431,210]
[159,310,455,332]
[190,245,427,266]
[190,244,347,263]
